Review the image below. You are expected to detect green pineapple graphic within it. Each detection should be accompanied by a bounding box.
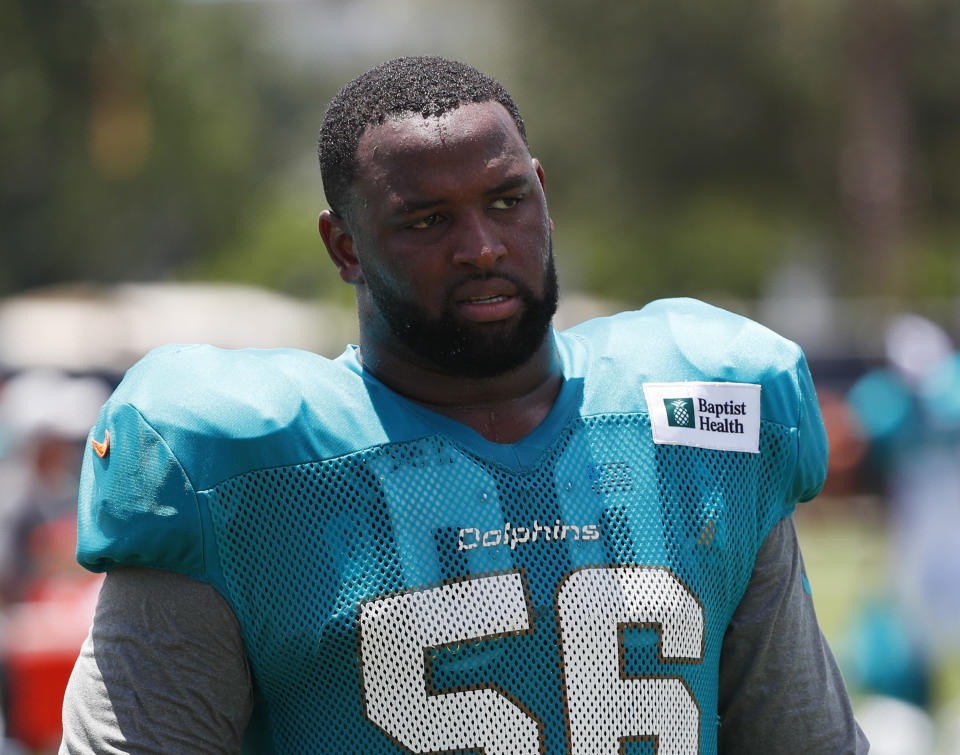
[665,398,695,428]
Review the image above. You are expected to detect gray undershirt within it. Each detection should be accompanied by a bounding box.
[60,516,868,754]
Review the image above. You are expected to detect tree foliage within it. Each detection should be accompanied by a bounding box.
[514,0,960,302]
[2,0,958,303]
[0,0,326,295]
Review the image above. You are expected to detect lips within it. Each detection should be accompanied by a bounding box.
[455,277,518,302]
[464,293,509,304]
[453,278,521,322]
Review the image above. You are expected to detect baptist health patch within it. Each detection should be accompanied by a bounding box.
[642,381,762,454]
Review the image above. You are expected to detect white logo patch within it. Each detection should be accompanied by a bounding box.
[642,381,762,454]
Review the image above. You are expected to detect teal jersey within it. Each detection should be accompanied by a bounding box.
[76,298,827,754]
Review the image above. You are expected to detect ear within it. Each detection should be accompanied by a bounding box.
[533,158,547,191]
[319,210,364,285]
[532,159,555,232]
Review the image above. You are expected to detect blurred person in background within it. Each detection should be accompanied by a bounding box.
[846,314,960,753]
[0,370,108,602]
[0,370,108,753]
[60,56,866,753]
[847,315,960,652]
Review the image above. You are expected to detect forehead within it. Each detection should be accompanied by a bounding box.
[352,101,530,207]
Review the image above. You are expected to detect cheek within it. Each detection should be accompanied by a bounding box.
[515,201,552,242]
[511,219,552,266]
[384,237,452,280]
[362,250,443,302]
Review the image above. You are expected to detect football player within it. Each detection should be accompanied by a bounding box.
[61,56,867,754]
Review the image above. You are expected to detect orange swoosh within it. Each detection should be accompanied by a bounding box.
[91,429,110,458]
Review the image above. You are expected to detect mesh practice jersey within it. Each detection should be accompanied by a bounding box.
[76,298,828,755]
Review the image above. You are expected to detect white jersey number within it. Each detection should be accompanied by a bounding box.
[359,567,704,754]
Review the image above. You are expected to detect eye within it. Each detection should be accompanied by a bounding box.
[409,213,442,230]
[490,197,521,210]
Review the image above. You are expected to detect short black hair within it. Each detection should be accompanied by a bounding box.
[318,56,527,217]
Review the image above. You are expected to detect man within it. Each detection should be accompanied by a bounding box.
[61,56,867,753]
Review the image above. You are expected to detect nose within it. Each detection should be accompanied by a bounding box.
[452,213,507,271]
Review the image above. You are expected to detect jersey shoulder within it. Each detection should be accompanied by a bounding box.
[566,298,803,387]
[102,344,386,487]
[563,298,828,503]
[565,297,809,421]
[76,344,382,585]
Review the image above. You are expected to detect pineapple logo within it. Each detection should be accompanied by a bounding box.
[665,398,696,428]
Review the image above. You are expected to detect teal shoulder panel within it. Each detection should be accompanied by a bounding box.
[76,399,211,583]
[563,297,828,505]
[75,343,400,590]
[101,344,397,492]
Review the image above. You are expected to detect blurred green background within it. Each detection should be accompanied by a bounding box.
[3,0,959,306]
[2,0,960,751]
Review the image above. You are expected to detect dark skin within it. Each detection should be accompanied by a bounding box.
[319,101,561,444]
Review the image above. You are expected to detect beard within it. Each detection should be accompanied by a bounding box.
[363,245,559,379]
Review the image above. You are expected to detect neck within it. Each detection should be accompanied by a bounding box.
[359,336,563,444]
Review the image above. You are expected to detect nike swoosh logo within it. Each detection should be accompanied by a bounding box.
[91,429,110,458]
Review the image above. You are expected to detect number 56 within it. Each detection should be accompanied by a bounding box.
[359,567,704,754]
